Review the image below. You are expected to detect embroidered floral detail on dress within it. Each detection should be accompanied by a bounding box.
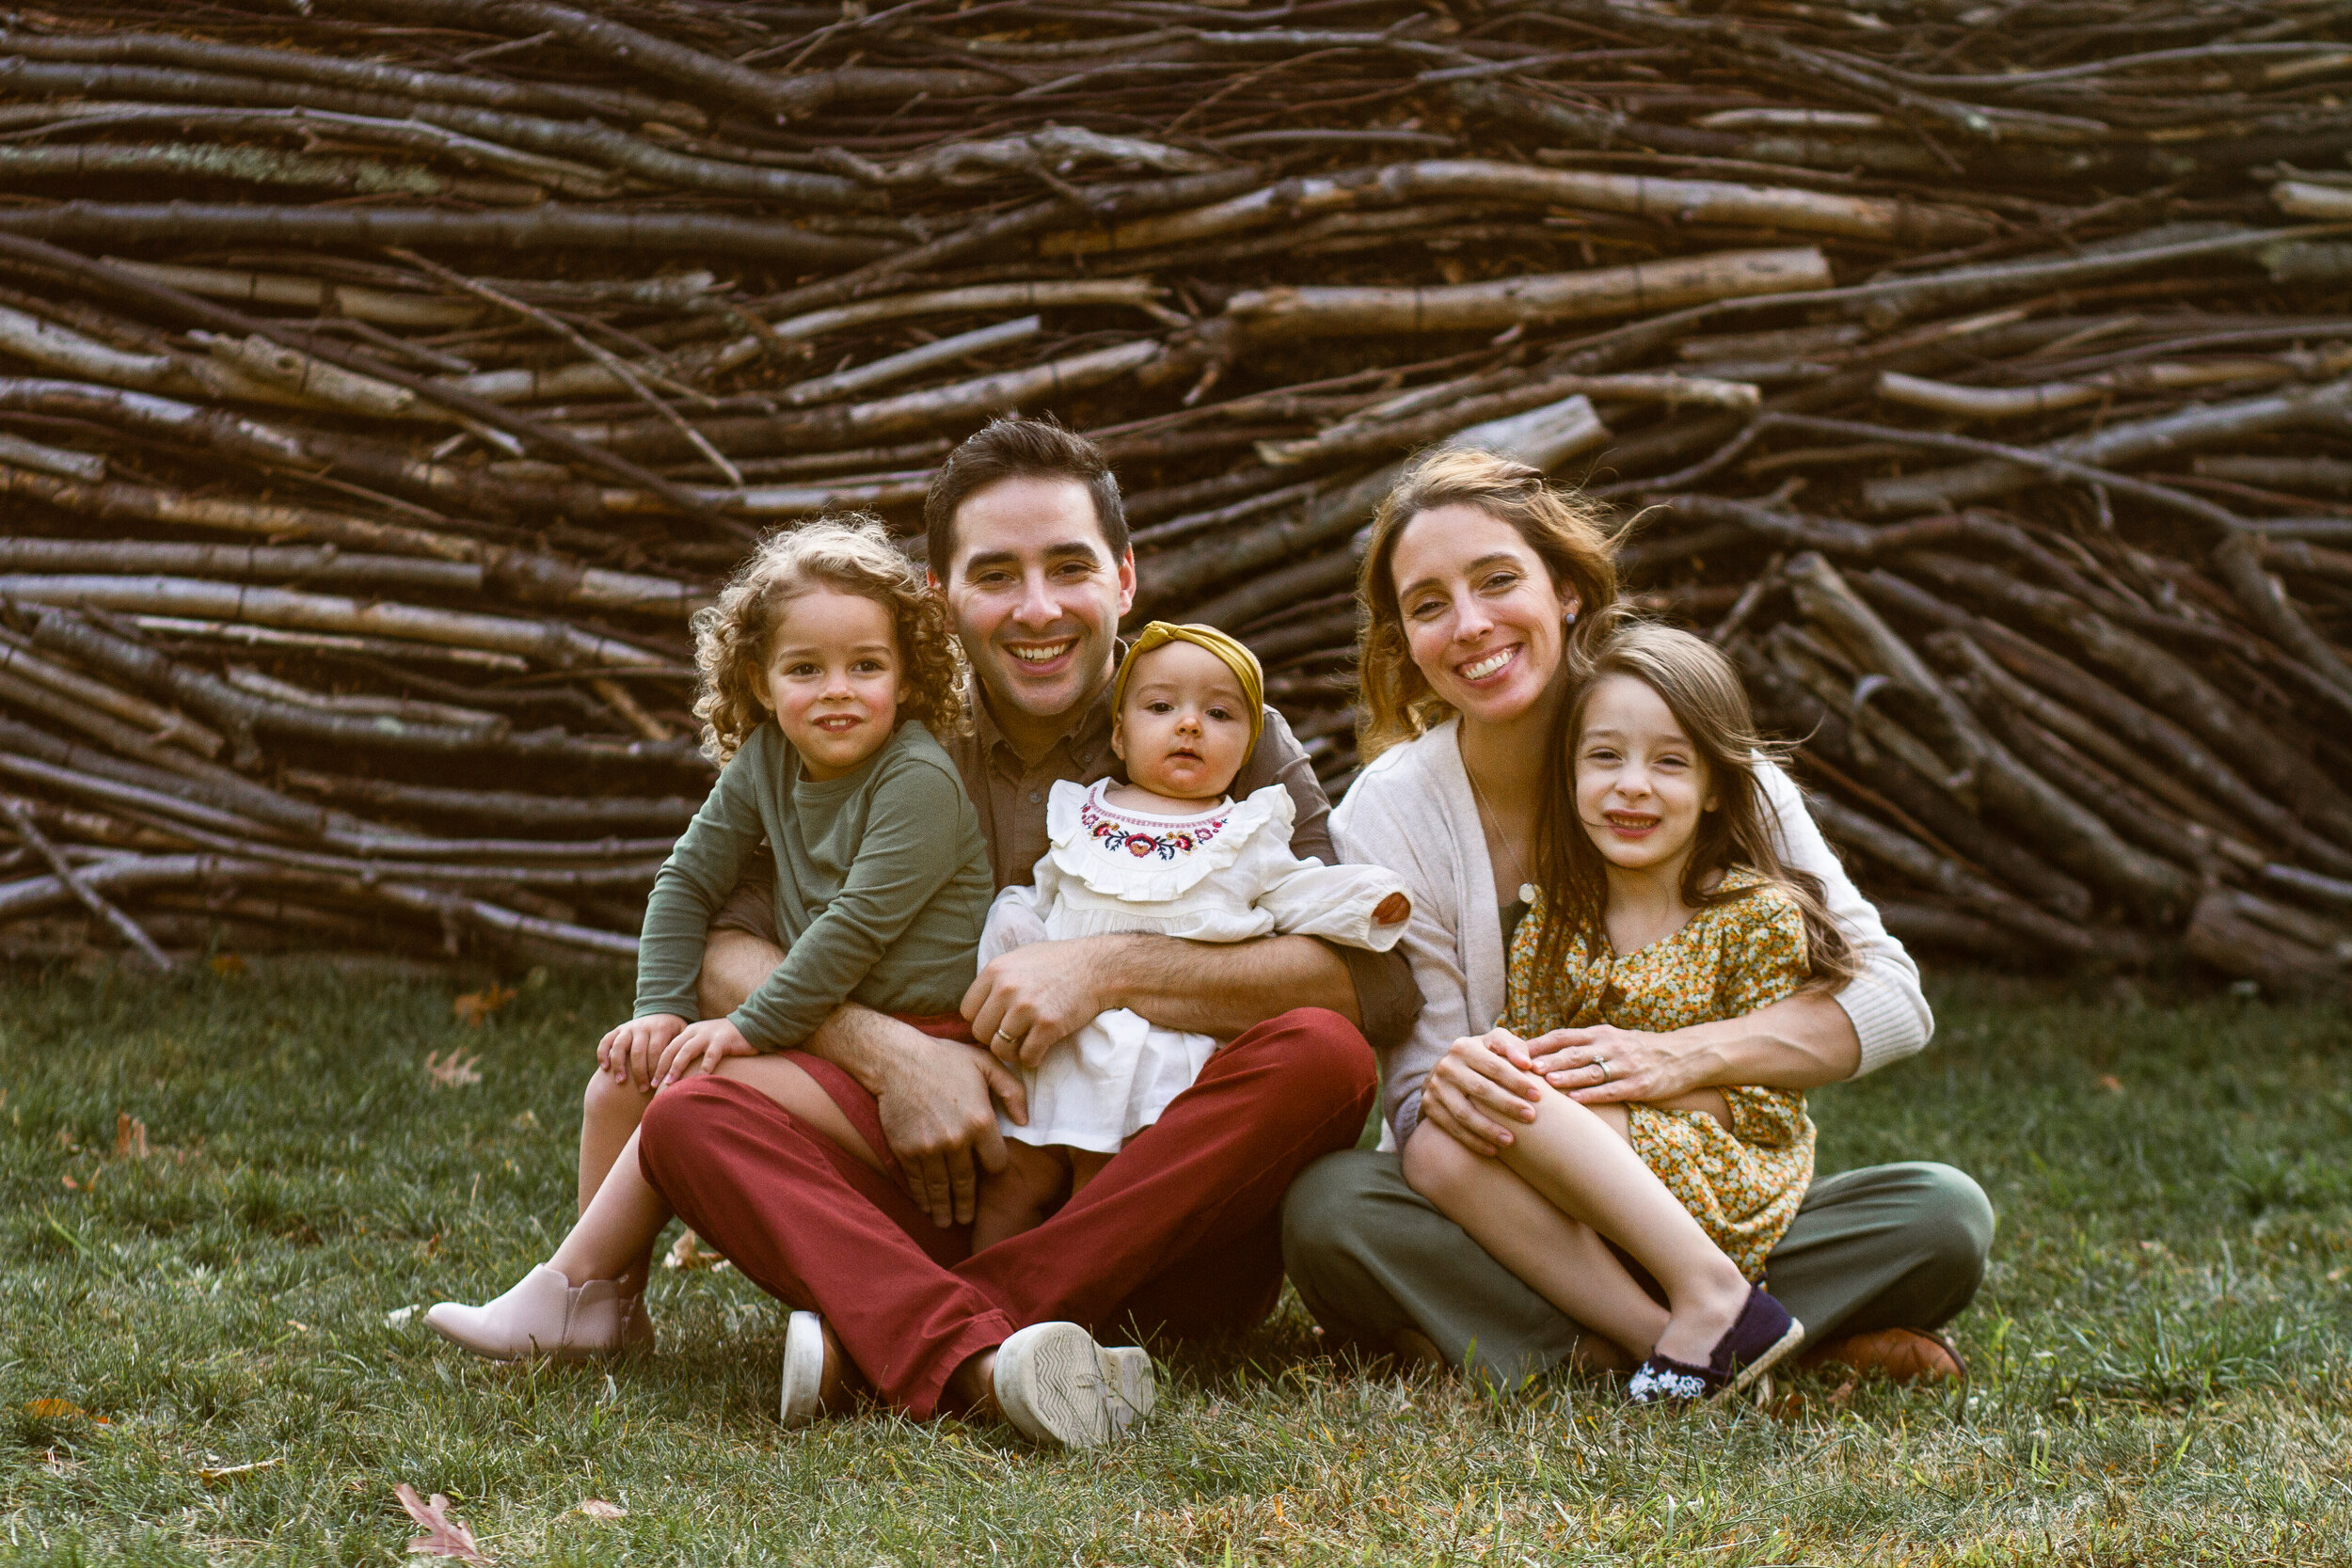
[1079,796,1227,861]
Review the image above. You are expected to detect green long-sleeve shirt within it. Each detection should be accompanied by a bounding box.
[633,720,993,1049]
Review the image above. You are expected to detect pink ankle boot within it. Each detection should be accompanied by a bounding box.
[427,1265,655,1360]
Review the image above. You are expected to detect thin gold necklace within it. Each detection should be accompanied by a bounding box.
[1462,754,1539,908]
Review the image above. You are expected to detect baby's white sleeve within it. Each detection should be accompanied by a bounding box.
[978,883,1047,967]
[1255,847,1412,952]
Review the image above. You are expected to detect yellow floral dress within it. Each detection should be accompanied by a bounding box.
[1502,867,1815,1280]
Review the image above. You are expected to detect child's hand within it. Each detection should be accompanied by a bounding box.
[598,1014,687,1092]
[1373,892,1410,925]
[655,1017,756,1087]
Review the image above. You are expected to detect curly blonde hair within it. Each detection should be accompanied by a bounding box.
[1355,447,1621,763]
[691,515,969,763]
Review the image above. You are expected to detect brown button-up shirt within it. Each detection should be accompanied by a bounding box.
[710,674,1420,1051]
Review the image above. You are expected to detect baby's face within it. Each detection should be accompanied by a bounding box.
[1113,641,1253,802]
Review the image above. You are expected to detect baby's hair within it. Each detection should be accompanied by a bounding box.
[691,514,968,764]
[1527,620,1857,990]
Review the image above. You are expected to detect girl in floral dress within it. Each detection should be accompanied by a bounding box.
[969,623,1411,1250]
[1402,622,1857,1403]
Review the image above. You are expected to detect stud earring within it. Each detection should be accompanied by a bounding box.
[1564,608,1578,626]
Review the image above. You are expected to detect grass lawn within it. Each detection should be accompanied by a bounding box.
[0,961,2345,1565]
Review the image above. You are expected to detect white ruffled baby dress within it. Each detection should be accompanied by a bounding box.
[984,778,1407,1153]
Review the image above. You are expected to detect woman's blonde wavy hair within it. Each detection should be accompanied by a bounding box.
[691,514,969,764]
[1354,447,1620,762]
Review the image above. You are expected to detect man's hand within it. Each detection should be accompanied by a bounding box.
[599,1014,687,1093]
[962,936,1118,1068]
[869,1029,1031,1227]
[1416,1028,1547,1156]
[1526,1023,1720,1107]
[653,1016,757,1087]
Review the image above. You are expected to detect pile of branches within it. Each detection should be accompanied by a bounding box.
[3,0,2351,990]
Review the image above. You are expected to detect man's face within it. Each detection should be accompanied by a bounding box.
[933,475,1135,725]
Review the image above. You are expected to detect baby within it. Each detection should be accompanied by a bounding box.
[969,622,1410,1250]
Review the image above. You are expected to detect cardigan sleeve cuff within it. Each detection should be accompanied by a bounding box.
[1836,968,1931,1077]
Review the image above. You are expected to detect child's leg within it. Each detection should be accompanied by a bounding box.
[549,1126,673,1292]
[971,1141,1071,1253]
[1066,1148,1114,1197]
[580,1068,654,1212]
[1493,1089,1754,1366]
[1403,1121,1669,1361]
[711,1053,884,1173]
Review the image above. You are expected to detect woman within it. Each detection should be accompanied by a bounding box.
[1279,447,1994,1389]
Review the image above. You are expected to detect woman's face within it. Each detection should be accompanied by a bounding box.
[1389,504,1579,731]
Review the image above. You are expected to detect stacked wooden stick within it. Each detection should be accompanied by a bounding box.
[2,0,2350,990]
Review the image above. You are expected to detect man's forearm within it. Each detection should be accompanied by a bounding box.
[1677,990,1862,1091]
[1099,932,1361,1037]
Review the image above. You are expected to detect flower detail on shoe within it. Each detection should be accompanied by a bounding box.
[1628,1355,1712,1404]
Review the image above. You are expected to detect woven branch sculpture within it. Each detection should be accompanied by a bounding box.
[2,0,2350,993]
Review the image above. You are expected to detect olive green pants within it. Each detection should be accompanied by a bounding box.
[1281,1150,1994,1390]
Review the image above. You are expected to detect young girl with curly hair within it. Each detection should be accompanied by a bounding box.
[429,515,994,1370]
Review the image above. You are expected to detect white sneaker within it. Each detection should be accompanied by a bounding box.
[780,1310,830,1428]
[425,1264,654,1360]
[992,1322,1129,1449]
[1098,1345,1155,1433]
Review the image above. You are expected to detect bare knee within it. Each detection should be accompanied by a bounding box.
[1401,1120,1477,1203]
[583,1065,652,1127]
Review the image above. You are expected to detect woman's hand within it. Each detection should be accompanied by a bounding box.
[1416,1028,1549,1156]
[1524,1022,1717,1107]
[654,1017,758,1087]
[598,1013,687,1092]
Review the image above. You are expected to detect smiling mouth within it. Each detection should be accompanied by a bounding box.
[1457,646,1518,682]
[1604,812,1660,832]
[813,714,862,732]
[1007,638,1077,665]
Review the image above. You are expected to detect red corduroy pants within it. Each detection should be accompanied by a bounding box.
[635,1006,1375,1418]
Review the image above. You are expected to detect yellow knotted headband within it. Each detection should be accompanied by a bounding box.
[1112,622,1266,752]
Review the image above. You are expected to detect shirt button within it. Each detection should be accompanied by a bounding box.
[1029,791,1041,803]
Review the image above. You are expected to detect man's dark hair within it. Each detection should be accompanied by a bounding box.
[923,416,1128,574]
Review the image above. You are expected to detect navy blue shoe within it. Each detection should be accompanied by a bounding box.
[1627,1286,1804,1405]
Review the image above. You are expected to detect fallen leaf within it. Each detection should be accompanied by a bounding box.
[395,1484,495,1564]
[24,1399,84,1419]
[209,953,246,975]
[664,1231,730,1272]
[425,1051,483,1089]
[2097,1074,2123,1092]
[60,1174,78,1191]
[115,1113,149,1160]
[385,1306,419,1327]
[199,1457,282,1483]
[577,1499,627,1521]
[452,985,516,1028]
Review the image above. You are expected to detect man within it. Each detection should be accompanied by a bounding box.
[635,418,1415,1444]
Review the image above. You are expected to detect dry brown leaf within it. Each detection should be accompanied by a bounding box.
[577,1499,627,1521]
[209,953,246,975]
[663,1231,730,1272]
[452,985,516,1027]
[425,1051,483,1089]
[2097,1074,2124,1092]
[395,1484,495,1564]
[24,1399,84,1419]
[115,1113,149,1160]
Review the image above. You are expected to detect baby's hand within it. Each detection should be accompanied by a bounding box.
[598,1014,687,1092]
[656,1017,756,1088]
[1373,892,1410,925]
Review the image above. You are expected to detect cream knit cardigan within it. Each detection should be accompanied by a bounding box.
[1331,716,1932,1144]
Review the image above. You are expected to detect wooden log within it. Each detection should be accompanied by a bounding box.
[2,576,678,671]
[1216,247,1830,340]
[2185,888,2352,999]
[0,795,173,970]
